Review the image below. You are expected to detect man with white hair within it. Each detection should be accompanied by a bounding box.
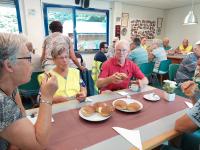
[149,39,167,69]
[96,40,148,92]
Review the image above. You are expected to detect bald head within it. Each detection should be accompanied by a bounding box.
[182,39,189,47]
[163,37,169,47]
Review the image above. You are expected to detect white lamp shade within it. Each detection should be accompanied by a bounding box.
[183,10,198,25]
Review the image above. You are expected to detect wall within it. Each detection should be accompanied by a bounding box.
[164,4,200,48]
[20,0,111,69]
[120,3,165,40]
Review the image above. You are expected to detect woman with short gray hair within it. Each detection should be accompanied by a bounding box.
[0,33,58,150]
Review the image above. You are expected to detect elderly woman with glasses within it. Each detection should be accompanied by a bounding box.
[38,42,87,104]
[0,33,58,150]
[96,40,148,93]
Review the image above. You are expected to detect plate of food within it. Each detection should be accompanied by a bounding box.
[143,93,160,101]
[79,102,113,122]
[112,98,143,112]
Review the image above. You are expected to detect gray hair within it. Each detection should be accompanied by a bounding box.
[51,42,68,59]
[152,39,163,47]
[0,33,27,76]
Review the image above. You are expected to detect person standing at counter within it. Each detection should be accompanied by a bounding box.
[41,21,84,71]
[96,40,148,92]
[175,39,193,54]
[175,41,200,84]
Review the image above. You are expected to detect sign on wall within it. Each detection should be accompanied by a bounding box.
[131,19,156,39]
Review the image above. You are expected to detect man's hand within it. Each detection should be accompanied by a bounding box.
[110,72,128,84]
[181,80,197,97]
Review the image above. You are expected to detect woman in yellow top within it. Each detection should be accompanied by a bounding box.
[38,42,87,104]
[175,39,193,54]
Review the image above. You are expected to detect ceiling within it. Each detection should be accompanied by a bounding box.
[98,0,200,9]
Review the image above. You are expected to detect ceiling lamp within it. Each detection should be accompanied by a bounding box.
[183,0,198,25]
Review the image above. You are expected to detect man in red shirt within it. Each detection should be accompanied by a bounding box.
[96,40,148,92]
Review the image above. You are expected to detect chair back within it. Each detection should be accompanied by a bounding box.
[139,62,155,77]
[18,71,44,97]
[158,59,172,73]
[169,64,180,81]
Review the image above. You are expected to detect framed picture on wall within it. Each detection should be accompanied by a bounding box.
[121,13,129,27]
[157,18,163,28]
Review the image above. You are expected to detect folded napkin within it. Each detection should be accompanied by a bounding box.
[185,101,193,108]
[116,91,129,96]
[112,127,142,150]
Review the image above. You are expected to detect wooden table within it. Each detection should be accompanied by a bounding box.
[167,54,185,64]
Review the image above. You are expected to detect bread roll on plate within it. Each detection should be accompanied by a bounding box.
[127,103,141,111]
[114,100,127,110]
[81,105,95,117]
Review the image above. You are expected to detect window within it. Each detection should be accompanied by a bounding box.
[0,0,22,33]
[43,4,109,51]
[76,10,107,51]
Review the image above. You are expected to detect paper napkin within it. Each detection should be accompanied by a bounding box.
[185,101,193,108]
[112,127,142,150]
[117,91,129,96]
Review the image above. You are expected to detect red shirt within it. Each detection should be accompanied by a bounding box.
[99,57,145,92]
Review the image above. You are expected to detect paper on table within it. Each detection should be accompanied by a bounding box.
[27,115,54,125]
[112,127,142,150]
[116,91,129,96]
[185,101,193,108]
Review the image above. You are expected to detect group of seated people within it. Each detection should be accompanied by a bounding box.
[0,20,200,149]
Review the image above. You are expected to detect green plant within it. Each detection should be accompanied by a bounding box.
[162,80,177,94]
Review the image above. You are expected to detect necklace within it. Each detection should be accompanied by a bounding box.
[0,87,17,104]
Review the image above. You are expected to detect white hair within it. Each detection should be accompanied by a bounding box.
[0,33,27,76]
[152,39,163,47]
[115,39,130,50]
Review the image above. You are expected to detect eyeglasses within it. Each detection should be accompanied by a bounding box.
[17,56,32,63]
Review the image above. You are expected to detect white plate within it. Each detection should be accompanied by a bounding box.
[79,109,111,122]
[143,93,160,101]
[112,98,143,112]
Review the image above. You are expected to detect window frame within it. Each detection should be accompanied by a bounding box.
[0,0,22,33]
[43,3,109,51]
[14,0,22,32]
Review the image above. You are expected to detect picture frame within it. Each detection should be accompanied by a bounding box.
[157,18,163,28]
[121,13,129,27]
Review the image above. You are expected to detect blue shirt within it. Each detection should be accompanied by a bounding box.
[187,100,200,127]
[175,53,198,83]
[128,46,148,65]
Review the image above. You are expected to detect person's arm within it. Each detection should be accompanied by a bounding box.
[40,40,46,63]
[69,42,85,71]
[0,76,58,150]
[175,114,198,132]
[138,77,149,88]
[96,72,126,89]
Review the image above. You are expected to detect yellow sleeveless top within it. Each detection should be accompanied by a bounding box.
[179,44,192,53]
[38,68,80,97]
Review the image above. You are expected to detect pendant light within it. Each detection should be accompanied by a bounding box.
[183,0,198,25]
